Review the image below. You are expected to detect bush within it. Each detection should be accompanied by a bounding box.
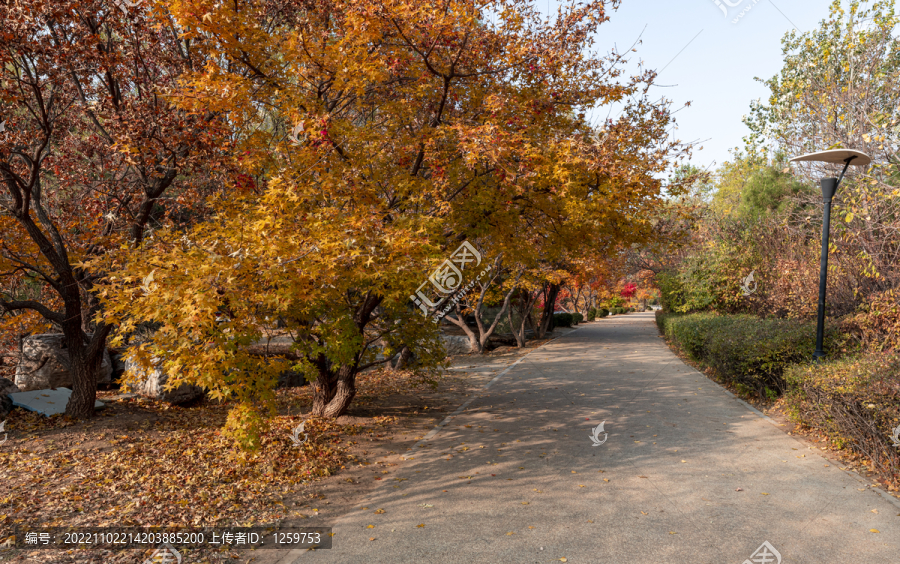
[656,312,847,396]
[613,307,624,314]
[587,308,597,321]
[599,308,609,318]
[784,353,900,488]
[573,313,584,324]
[553,313,573,328]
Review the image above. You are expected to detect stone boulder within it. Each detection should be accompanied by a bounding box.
[441,335,473,356]
[123,358,204,405]
[0,377,20,417]
[14,334,112,392]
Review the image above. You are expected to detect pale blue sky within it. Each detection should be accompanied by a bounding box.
[543,0,837,171]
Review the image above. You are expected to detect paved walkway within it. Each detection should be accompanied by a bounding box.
[284,312,900,563]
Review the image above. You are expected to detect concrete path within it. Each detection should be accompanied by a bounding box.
[283,312,900,563]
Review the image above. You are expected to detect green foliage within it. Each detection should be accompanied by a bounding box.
[735,163,812,219]
[657,312,846,395]
[573,313,584,324]
[599,308,609,318]
[553,313,574,327]
[587,308,597,321]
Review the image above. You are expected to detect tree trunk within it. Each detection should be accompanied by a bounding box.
[62,301,111,418]
[473,282,518,351]
[310,292,382,418]
[322,365,356,418]
[445,303,482,353]
[509,288,539,348]
[508,304,525,348]
[536,283,560,339]
[311,369,339,416]
[65,351,99,418]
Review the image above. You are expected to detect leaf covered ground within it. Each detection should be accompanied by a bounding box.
[0,364,482,563]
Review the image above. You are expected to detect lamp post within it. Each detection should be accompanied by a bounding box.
[790,149,872,360]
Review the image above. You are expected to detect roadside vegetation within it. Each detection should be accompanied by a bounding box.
[650,0,900,490]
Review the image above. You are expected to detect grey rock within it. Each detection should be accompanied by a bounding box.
[123,357,204,404]
[0,377,19,417]
[0,376,18,397]
[441,335,473,356]
[14,334,112,392]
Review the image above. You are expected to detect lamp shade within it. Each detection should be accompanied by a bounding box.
[790,149,872,166]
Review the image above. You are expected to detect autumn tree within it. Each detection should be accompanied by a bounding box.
[100,0,689,450]
[746,0,900,293]
[0,1,228,416]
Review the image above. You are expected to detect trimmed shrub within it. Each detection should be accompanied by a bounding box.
[573,313,584,324]
[613,307,624,314]
[599,308,609,318]
[553,313,573,327]
[587,308,597,321]
[784,353,900,488]
[656,312,846,396]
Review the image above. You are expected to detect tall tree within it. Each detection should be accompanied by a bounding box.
[102,0,689,449]
[0,1,228,416]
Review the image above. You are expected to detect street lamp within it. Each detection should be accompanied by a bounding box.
[790,149,872,360]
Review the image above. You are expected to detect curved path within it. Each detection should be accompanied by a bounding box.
[285,312,900,563]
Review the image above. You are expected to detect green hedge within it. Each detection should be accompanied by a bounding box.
[587,308,597,321]
[656,312,844,396]
[573,313,584,324]
[784,353,900,486]
[553,313,573,327]
[599,308,609,318]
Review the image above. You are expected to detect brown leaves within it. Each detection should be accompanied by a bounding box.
[0,394,349,532]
